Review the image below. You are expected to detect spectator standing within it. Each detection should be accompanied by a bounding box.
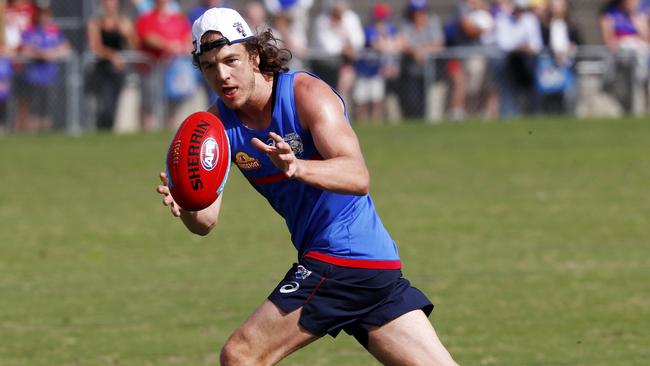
[131,0,180,15]
[188,0,231,23]
[399,0,445,119]
[265,0,312,68]
[538,0,582,114]
[135,0,193,130]
[17,1,70,132]
[6,0,35,36]
[310,0,364,106]
[7,0,35,129]
[1,1,15,133]
[600,0,649,113]
[270,10,308,69]
[493,0,543,117]
[87,0,136,131]
[245,1,271,34]
[353,3,404,122]
[0,53,11,131]
[444,0,495,120]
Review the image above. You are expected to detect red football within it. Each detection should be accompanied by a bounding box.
[166,112,231,211]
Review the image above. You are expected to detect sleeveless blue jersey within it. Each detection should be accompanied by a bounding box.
[217,71,400,269]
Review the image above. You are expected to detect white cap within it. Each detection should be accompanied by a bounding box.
[192,8,254,55]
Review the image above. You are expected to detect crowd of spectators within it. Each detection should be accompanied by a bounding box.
[1,0,649,132]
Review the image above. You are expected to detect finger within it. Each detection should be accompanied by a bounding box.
[277,153,295,162]
[268,133,293,153]
[163,195,174,206]
[157,185,169,194]
[268,132,284,145]
[159,172,168,186]
[171,203,181,217]
[275,141,293,154]
[251,137,276,154]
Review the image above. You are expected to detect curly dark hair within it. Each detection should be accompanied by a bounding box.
[244,30,292,74]
[193,30,292,74]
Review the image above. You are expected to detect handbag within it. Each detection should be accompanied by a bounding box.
[535,53,574,95]
[164,56,199,101]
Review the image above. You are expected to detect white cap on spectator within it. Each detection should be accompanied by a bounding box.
[192,8,254,55]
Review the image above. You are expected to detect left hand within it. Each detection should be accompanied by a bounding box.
[251,132,300,179]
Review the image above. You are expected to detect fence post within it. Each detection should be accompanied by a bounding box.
[0,0,6,50]
[66,53,82,135]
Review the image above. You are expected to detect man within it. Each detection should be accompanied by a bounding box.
[156,7,458,366]
[135,0,193,129]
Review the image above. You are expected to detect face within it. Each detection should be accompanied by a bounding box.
[197,33,258,110]
[622,0,639,12]
[413,10,428,26]
[102,0,119,13]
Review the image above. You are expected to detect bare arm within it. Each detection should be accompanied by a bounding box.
[156,105,224,236]
[633,14,649,42]
[87,19,111,59]
[600,15,618,51]
[156,172,222,236]
[119,17,138,49]
[251,74,369,195]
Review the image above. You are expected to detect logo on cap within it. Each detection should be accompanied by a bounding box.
[233,21,247,37]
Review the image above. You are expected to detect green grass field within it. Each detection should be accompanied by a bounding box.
[1,117,649,365]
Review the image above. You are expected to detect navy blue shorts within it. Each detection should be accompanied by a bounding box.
[268,257,433,348]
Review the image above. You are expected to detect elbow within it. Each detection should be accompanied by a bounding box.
[190,219,217,237]
[190,227,211,236]
[353,171,370,196]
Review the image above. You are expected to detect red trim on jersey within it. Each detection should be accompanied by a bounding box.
[247,152,321,185]
[304,251,402,270]
[249,172,287,185]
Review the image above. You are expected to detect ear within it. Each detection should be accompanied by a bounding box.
[249,50,261,72]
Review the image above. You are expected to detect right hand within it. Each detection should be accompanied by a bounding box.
[156,171,182,217]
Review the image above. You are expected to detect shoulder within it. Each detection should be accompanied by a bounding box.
[136,11,154,26]
[294,73,340,105]
[293,73,345,128]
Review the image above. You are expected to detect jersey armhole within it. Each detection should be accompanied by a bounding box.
[291,71,351,136]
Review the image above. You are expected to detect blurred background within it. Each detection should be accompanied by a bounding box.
[1,1,649,366]
[0,0,649,134]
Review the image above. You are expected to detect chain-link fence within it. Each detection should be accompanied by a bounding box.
[1,45,649,134]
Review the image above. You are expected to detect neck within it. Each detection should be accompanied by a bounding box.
[238,72,275,130]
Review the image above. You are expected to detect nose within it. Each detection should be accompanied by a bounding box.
[215,63,230,84]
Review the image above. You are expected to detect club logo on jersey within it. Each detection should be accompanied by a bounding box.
[200,138,219,171]
[294,265,312,280]
[266,132,304,157]
[235,152,261,170]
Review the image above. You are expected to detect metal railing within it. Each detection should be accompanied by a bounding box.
[0,45,647,134]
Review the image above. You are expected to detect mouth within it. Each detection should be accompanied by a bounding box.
[222,86,238,98]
